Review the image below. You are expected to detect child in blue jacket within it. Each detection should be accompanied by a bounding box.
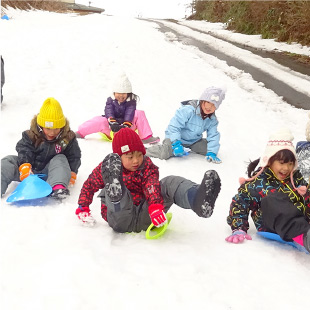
[146,86,226,163]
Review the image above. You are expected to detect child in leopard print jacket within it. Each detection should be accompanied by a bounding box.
[296,112,310,184]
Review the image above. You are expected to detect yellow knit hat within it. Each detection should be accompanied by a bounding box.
[37,97,66,129]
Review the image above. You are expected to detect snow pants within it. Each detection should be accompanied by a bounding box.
[1,56,4,103]
[77,110,153,140]
[145,138,208,160]
[296,141,310,183]
[99,175,196,233]
[1,154,71,196]
[261,192,310,241]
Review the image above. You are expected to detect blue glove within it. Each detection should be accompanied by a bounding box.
[206,152,222,164]
[172,140,185,157]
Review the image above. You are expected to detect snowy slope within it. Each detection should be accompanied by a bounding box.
[1,9,309,310]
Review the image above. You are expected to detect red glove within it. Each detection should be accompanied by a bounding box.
[76,206,96,227]
[69,172,77,187]
[19,163,32,181]
[149,204,167,227]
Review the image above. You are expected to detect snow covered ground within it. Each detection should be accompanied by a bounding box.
[1,8,310,310]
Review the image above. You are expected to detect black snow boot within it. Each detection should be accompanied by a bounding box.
[101,153,124,202]
[49,187,70,200]
[303,229,310,253]
[192,170,221,218]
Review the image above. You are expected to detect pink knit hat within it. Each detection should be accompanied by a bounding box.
[112,128,146,156]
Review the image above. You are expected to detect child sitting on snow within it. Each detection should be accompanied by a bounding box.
[296,112,310,184]
[75,127,221,232]
[1,97,81,200]
[225,128,310,252]
[146,86,226,163]
[75,73,159,145]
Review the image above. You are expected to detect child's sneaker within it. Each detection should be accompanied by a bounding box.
[101,153,123,202]
[192,170,221,218]
[142,136,160,145]
[49,188,70,200]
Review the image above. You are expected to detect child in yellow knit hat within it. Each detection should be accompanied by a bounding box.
[1,97,81,200]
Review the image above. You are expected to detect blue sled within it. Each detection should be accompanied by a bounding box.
[257,231,309,254]
[6,174,52,203]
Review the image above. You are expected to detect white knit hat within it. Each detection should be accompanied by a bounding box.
[199,86,226,110]
[306,112,310,142]
[112,73,132,93]
[258,128,297,169]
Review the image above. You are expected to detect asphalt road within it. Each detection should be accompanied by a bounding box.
[154,21,310,110]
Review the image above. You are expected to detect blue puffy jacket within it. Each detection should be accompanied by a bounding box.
[165,100,220,155]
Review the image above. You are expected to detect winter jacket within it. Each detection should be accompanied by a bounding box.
[78,156,163,220]
[104,96,136,124]
[165,100,220,154]
[296,141,310,183]
[16,115,81,173]
[227,167,310,232]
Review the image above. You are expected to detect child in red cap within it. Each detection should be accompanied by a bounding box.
[76,128,221,232]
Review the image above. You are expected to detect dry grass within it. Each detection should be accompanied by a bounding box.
[189,1,310,46]
[2,0,68,12]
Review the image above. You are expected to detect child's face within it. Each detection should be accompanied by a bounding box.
[200,100,216,115]
[114,92,128,103]
[269,159,294,181]
[121,151,144,172]
[42,127,61,141]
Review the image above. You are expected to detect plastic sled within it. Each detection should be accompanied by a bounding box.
[257,231,309,254]
[145,213,173,240]
[98,131,113,142]
[6,174,52,203]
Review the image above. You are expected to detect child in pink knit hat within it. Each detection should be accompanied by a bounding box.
[75,128,221,233]
[225,128,310,253]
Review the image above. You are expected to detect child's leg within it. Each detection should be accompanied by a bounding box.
[145,138,174,160]
[131,110,153,140]
[100,153,151,232]
[1,155,20,196]
[100,190,151,233]
[160,170,221,218]
[261,192,310,241]
[77,116,110,138]
[296,141,310,182]
[186,139,208,155]
[45,154,71,188]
